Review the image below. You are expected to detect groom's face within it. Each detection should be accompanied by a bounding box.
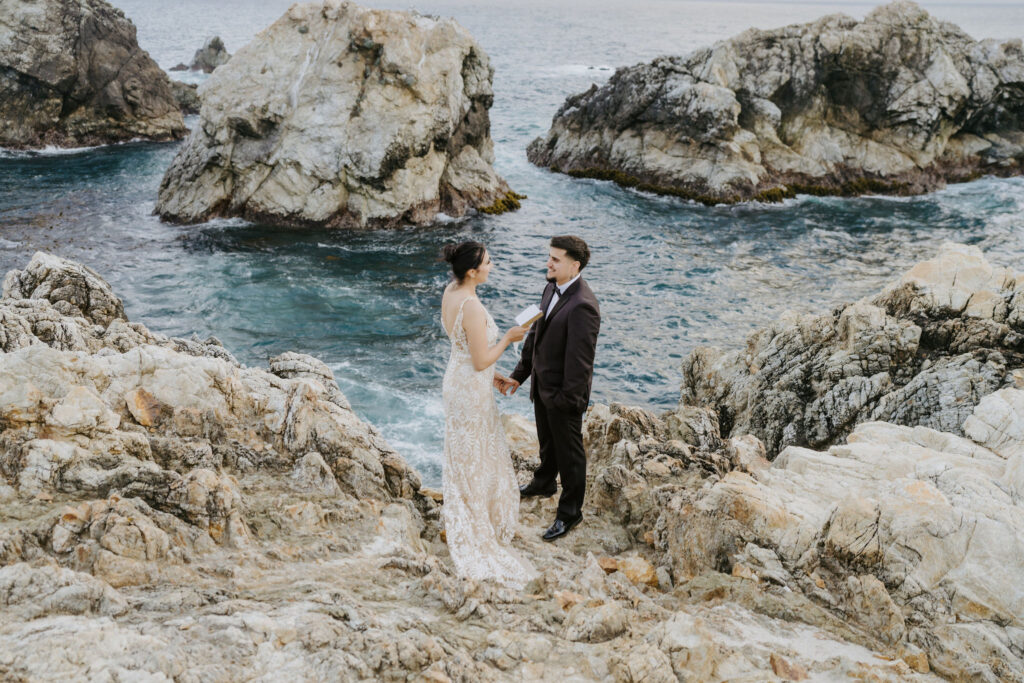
[546,247,580,286]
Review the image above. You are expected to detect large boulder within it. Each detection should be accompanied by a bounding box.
[0,0,186,149]
[528,1,1024,204]
[682,242,1024,457]
[155,1,520,228]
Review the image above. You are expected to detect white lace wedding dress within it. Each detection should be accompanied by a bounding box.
[442,296,537,588]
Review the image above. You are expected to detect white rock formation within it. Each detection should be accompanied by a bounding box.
[156,1,519,228]
[3,248,1011,680]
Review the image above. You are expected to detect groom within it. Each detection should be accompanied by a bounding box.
[499,235,601,541]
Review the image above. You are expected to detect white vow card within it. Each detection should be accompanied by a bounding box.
[515,304,543,327]
[512,304,543,355]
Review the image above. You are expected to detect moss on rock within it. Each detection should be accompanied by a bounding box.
[477,191,527,215]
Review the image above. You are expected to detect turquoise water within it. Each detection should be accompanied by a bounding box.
[2,1,1023,484]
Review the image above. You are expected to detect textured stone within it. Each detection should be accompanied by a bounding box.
[156,1,516,228]
[0,0,186,148]
[0,563,127,617]
[170,80,200,115]
[682,242,1024,457]
[189,36,230,73]
[529,2,1024,203]
[3,249,1014,682]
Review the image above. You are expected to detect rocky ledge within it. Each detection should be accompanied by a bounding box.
[1,248,1021,681]
[156,1,521,229]
[0,0,186,149]
[682,241,1024,458]
[528,1,1024,204]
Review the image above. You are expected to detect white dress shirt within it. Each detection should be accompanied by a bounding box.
[546,274,580,318]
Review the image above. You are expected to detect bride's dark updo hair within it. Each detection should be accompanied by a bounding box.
[441,241,486,282]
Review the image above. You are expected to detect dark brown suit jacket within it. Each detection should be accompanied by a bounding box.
[511,277,601,414]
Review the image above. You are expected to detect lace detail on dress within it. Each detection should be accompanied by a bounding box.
[442,296,537,588]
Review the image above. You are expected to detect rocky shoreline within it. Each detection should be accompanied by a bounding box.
[528,1,1024,205]
[1,247,1021,680]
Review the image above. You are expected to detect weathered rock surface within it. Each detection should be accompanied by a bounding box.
[579,391,1024,681]
[0,250,956,681]
[682,242,1024,457]
[528,1,1024,204]
[189,36,231,73]
[0,0,186,149]
[156,0,520,228]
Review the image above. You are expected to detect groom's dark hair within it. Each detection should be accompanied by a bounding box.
[550,235,590,271]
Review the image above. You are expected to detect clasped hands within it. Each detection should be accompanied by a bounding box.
[493,373,520,396]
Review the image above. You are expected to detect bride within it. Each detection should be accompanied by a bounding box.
[439,241,538,587]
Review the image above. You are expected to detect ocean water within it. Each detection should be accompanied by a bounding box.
[2,0,1023,485]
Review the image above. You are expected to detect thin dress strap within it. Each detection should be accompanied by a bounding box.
[445,295,477,340]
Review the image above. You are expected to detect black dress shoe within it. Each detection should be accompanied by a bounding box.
[542,515,582,541]
[519,482,556,498]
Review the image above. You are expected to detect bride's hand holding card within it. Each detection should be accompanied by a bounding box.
[512,304,543,355]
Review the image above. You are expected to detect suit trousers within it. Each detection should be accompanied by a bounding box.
[531,396,586,522]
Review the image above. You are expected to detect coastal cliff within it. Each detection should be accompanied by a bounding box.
[1,246,1021,680]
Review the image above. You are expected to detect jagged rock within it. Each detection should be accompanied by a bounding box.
[0,252,423,554]
[0,0,186,148]
[562,601,628,642]
[291,451,341,495]
[169,80,200,115]
[682,242,1024,457]
[529,1,1024,203]
[155,1,519,228]
[189,36,230,73]
[270,352,351,410]
[3,250,1005,681]
[662,391,1024,682]
[3,251,126,326]
[0,562,127,617]
[49,496,216,586]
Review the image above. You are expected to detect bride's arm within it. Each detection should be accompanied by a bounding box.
[462,299,526,372]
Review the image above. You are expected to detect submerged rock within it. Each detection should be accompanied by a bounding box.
[0,0,186,149]
[189,36,230,73]
[156,1,519,228]
[529,1,1024,204]
[682,242,1024,457]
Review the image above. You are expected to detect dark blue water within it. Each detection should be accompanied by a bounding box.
[2,1,1023,484]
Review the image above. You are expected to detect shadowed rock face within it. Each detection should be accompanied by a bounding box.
[0,0,186,149]
[155,1,519,229]
[682,242,1024,458]
[528,1,1024,204]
